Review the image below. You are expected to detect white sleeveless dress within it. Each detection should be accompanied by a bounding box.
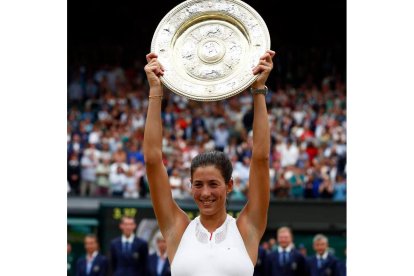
[171,214,254,276]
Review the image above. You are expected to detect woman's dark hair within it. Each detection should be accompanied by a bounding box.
[190,151,233,183]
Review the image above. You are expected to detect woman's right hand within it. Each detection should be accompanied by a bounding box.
[144,53,164,88]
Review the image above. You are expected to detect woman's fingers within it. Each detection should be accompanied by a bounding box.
[146,52,158,63]
[145,64,164,76]
[259,50,276,64]
[258,59,273,68]
[267,50,276,58]
[252,64,271,75]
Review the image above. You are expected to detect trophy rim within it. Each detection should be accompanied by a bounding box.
[151,0,271,101]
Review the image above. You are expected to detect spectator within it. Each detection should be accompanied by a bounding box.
[261,241,271,254]
[274,171,290,198]
[124,168,139,198]
[229,176,247,201]
[68,75,84,105]
[169,168,184,199]
[68,134,83,158]
[80,152,98,196]
[267,227,306,275]
[233,156,251,187]
[213,122,230,151]
[110,216,148,276]
[83,143,101,161]
[304,172,315,199]
[76,234,108,276]
[288,167,305,199]
[319,176,334,199]
[88,124,101,145]
[298,243,307,257]
[333,174,346,201]
[280,139,299,168]
[68,153,81,195]
[147,231,171,276]
[109,165,127,197]
[99,141,112,161]
[306,234,339,276]
[95,157,111,196]
[269,238,277,252]
[113,143,127,164]
[127,142,145,164]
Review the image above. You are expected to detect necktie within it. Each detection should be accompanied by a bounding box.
[284,251,289,264]
[86,258,93,274]
[280,250,287,266]
[317,257,323,268]
[123,242,130,254]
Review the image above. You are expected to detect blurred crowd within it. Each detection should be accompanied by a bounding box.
[68,217,346,276]
[67,60,346,201]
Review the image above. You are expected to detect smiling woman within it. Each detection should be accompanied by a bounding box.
[143,50,275,276]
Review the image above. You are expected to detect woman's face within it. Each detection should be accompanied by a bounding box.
[191,165,232,217]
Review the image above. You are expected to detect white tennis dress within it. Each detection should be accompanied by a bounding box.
[171,214,254,276]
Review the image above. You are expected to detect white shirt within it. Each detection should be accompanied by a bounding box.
[87,251,98,261]
[157,252,167,275]
[109,173,127,192]
[171,215,253,276]
[317,251,329,260]
[122,234,135,244]
[214,128,230,148]
[81,155,97,182]
[280,143,299,167]
[277,244,294,253]
[233,162,250,186]
[86,251,98,273]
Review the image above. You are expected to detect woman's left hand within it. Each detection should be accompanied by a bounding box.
[251,50,276,88]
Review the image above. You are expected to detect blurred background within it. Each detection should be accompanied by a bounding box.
[67,0,346,274]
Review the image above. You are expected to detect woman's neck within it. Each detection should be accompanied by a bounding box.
[199,211,227,233]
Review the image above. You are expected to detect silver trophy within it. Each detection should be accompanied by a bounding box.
[151,0,270,101]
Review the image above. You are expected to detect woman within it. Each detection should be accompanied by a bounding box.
[144,50,275,275]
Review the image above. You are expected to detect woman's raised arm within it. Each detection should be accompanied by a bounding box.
[143,53,189,243]
[237,50,275,261]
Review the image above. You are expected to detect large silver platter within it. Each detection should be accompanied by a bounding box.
[151,0,270,101]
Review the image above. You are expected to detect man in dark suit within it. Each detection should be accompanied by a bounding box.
[110,216,148,276]
[306,234,340,276]
[147,231,171,276]
[76,234,108,276]
[267,226,306,276]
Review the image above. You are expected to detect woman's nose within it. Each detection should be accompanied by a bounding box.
[200,186,211,197]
